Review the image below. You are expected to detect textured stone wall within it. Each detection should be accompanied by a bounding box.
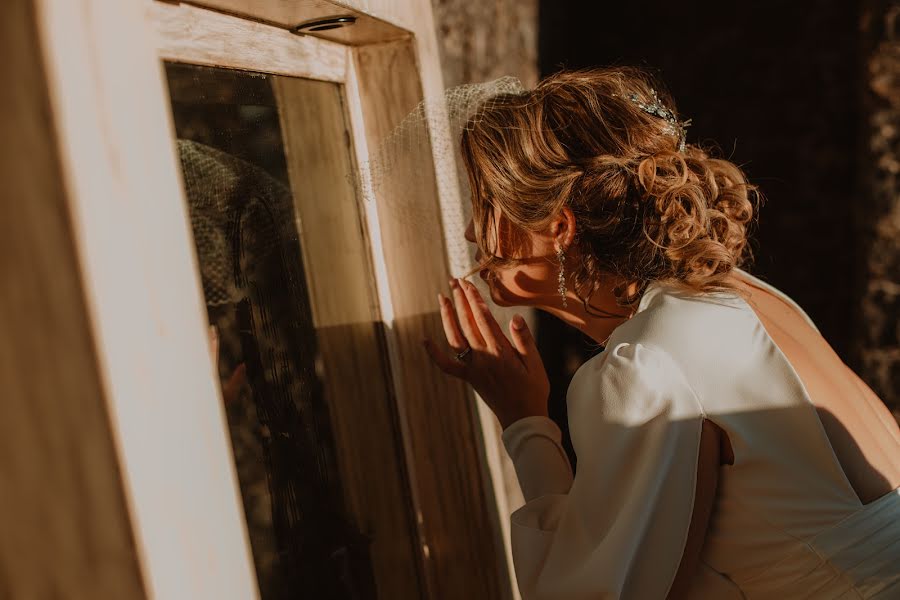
[430,0,538,88]
[852,0,900,416]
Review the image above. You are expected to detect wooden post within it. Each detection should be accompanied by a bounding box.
[0,2,146,597]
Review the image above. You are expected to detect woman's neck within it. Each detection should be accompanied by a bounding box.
[542,278,639,346]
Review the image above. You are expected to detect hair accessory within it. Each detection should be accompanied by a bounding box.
[625,89,692,152]
[557,245,568,308]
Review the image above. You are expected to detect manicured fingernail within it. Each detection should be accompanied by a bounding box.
[512,314,525,330]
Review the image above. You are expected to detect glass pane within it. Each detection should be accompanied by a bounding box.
[164,62,377,600]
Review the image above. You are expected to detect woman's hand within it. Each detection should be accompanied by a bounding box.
[423,278,550,430]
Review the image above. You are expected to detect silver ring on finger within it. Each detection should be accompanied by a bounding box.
[454,345,473,362]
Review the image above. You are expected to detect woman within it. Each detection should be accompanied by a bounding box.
[423,67,900,599]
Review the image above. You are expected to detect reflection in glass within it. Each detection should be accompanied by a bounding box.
[165,62,375,600]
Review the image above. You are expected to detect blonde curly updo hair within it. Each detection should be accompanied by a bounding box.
[460,66,762,313]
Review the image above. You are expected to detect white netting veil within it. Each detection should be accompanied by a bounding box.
[355,76,528,277]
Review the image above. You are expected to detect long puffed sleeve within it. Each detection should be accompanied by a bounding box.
[502,342,705,600]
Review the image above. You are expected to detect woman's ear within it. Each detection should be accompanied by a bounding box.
[552,206,577,251]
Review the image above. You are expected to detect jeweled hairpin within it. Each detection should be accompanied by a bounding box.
[623,89,692,152]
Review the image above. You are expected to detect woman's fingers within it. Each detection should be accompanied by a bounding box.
[508,313,542,372]
[459,279,508,354]
[438,293,467,352]
[423,338,466,378]
[450,278,485,349]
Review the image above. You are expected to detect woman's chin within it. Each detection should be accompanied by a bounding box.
[491,294,511,307]
[484,280,516,308]
[479,270,525,308]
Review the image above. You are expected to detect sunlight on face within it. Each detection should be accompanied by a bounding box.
[465,206,559,309]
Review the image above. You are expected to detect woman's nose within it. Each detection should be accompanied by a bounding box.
[464,218,476,243]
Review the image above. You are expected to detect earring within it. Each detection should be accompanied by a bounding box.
[557,245,568,308]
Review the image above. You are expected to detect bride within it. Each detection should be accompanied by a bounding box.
[423,66,900,599]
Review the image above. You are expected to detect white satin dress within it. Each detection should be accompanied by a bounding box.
[502,268,900,599]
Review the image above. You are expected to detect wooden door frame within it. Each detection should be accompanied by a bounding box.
[8,0,517,597]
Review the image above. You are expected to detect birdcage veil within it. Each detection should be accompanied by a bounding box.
[355,75,528,277]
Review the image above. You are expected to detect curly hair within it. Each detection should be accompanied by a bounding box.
[460,66,762,314]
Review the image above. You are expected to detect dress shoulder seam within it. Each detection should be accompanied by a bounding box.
[632,341,709,420]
